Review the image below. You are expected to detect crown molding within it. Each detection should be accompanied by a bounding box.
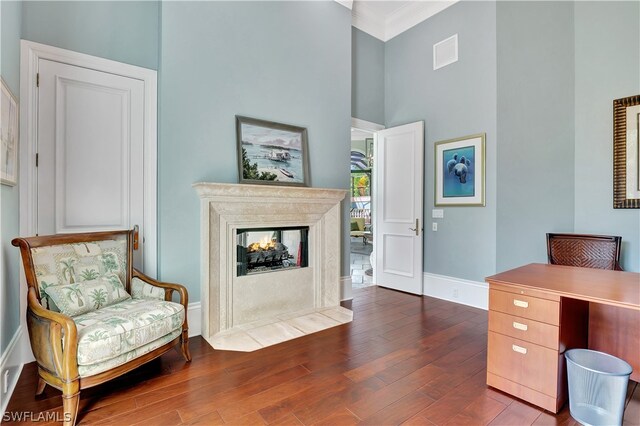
[352,1,459,42]
[386,1,459,41]
[352,2,386,41]
[335,0,353,10]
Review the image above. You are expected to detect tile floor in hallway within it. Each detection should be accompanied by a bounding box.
[350,251,374,288]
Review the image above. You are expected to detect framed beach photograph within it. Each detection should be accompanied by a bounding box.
[236,115,310,187]
[434,133,485,206]
[613,94,640,209]
[1,78,18,186]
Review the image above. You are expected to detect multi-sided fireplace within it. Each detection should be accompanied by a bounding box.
[236,226,309,276]
[195,182,350,351]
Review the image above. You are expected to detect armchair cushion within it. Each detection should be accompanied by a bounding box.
[131,277,165,301]
[31,239,128,310]
[73,298,185,367]
[78,329,182,378]
[43,274,130,316]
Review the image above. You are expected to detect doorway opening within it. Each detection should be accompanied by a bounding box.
[350,127,375,288]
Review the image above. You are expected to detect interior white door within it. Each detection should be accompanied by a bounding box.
[37,58,145,268]
[373,121,424,294]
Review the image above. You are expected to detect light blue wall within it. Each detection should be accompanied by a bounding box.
[22,1,159,70]
[159,1,352,300]
[1,0,22,353]
[352,27,384,125]
[496,1,575,272]
[574,1,640,272]
[385,1,497,282]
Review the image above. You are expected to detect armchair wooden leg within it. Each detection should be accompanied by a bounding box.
[180,330,191,362]
[35,377,46,396]
[62,383,80,426]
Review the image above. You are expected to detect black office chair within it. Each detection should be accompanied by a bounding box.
[546,233,622,271]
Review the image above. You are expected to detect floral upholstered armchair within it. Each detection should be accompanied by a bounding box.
[12,230,191,426]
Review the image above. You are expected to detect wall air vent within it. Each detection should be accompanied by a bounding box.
[433,34,458,70]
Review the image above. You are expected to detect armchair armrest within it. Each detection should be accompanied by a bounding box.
[132,269,189,308]
[26,288,79,381]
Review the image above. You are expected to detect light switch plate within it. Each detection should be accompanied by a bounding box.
[432,209,444,218]
[432,222,438,231]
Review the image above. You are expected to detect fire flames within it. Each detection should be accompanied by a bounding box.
[247,236,276,252]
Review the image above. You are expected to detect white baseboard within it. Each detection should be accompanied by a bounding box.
[1,327,25,417]
[187,302,201,337]
[340,276,352,301]
[423,272,488,310]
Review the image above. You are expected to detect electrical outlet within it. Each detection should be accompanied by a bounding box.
[453,288,459,299]
[3,369,9,394]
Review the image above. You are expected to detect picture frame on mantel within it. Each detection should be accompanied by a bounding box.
[613,94,640,209]
[1,78,19,186]
[236,115,310,187]
[434,133,486,207]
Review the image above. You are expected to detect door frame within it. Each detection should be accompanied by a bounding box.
[19,40,158,275]
[350,118,384,285]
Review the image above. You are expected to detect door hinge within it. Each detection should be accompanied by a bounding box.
[36,73,39,87]
[35,153,39,167]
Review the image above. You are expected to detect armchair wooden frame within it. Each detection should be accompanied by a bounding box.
[12,230,191,426]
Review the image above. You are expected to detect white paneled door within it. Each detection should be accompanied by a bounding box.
[374,121,424,294]
[37,58,145,268]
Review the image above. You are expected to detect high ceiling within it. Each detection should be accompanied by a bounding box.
[353,1,415,20]
[351,0,458,41]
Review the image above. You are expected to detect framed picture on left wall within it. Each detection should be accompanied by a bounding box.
[1,78,18,186]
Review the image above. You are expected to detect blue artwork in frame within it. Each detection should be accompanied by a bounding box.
[442,145,475,198]
[435,134,486,206]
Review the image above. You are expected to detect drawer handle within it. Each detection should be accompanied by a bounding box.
[512,344,527,355]
[513,299,529,308]
[512,321,528,331]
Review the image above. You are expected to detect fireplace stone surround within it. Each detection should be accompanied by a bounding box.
[194,182,352,351]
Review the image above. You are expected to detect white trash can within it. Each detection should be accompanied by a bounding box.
[565,349,632,426]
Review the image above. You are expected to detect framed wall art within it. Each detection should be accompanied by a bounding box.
[1,78,18,186]
[434,133,485,207]
[236,115,309,187]
[613,94,640,209]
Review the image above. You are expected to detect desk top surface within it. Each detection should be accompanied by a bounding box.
[486,263,640,310]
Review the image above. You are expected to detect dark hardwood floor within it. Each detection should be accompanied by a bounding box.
[5,286,639,425]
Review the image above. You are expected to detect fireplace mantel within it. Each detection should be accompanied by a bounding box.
[194,182,351,351]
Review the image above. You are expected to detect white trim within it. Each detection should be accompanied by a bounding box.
[340,275,352,301]
[351,117,385,132]
[19,40,158,276]
[386,1,459,41]
[352,3,386,42]
[351,1,459,42]
[1,327,25,417]
[187,302,202,338]
[423,272,488,310]
[334,0,353,11]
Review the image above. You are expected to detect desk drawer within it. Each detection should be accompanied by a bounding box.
[489,289,559,325]
[488,310,559,350]
[487,331,559,397]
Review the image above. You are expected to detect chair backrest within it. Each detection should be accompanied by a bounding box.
[546,233,622,270]
[351,217,366,232]
[12,230,133,310]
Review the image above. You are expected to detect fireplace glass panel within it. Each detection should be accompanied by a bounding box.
[237,226,309,276]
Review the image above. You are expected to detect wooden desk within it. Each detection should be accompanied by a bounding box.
[485,263,640,413]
